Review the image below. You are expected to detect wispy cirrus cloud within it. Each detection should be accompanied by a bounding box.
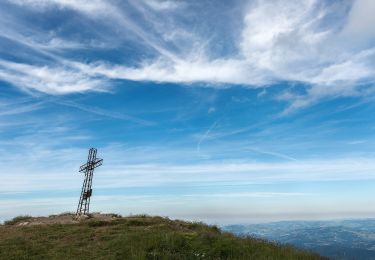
[1,141,375,222]
[0,60,107,94]
[0,0,374,111]
[2,139,375,193]
[141,0,183,11]
[0,101,42,116]
[10,0,112,14]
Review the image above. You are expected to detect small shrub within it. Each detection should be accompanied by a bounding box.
[132,214,149,218]
[210,225,221,233]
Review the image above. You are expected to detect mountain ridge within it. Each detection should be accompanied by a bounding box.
[0,213,325,259]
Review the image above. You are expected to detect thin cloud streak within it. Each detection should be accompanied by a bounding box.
[196,119,220,153]
[0,99,43,116]
[2,155,375,193]
[246,148,298,162]
[55,100,155,126]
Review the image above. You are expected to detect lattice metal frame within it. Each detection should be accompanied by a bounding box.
[76,148,103,216]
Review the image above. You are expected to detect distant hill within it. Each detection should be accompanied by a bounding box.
[0,213,325,259]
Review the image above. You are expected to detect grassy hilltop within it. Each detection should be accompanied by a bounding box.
[0,213,325,260]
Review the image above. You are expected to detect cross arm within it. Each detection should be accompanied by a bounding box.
[79,158,103,172]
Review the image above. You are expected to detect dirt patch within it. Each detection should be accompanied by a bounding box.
[13,213,121,226]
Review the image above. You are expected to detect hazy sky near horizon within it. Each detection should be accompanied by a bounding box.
[1,0,375,224]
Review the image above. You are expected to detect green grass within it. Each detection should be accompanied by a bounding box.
[0,215,326,260]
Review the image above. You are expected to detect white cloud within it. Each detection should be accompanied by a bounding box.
[142,0,182,11]
[2,0,375,110]
[79,58,270,86]
[240,0,375,109]
[0,59,107,94]
[342,0,375,38]
[11,0,111,14]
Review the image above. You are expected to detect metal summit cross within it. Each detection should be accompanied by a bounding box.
[76,148,103,216]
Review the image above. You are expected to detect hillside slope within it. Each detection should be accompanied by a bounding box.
[0,213,325,259]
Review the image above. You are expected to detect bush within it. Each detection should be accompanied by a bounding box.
[132,214,149,218]
[210,225,221,233]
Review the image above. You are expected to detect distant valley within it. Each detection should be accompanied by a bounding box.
[223,219,375,260]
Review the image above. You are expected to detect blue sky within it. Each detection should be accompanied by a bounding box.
[1,0,375,224]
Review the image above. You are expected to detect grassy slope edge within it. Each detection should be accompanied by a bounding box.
[0,214,326,259]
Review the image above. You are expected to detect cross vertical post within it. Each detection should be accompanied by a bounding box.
[76,148,103,216]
